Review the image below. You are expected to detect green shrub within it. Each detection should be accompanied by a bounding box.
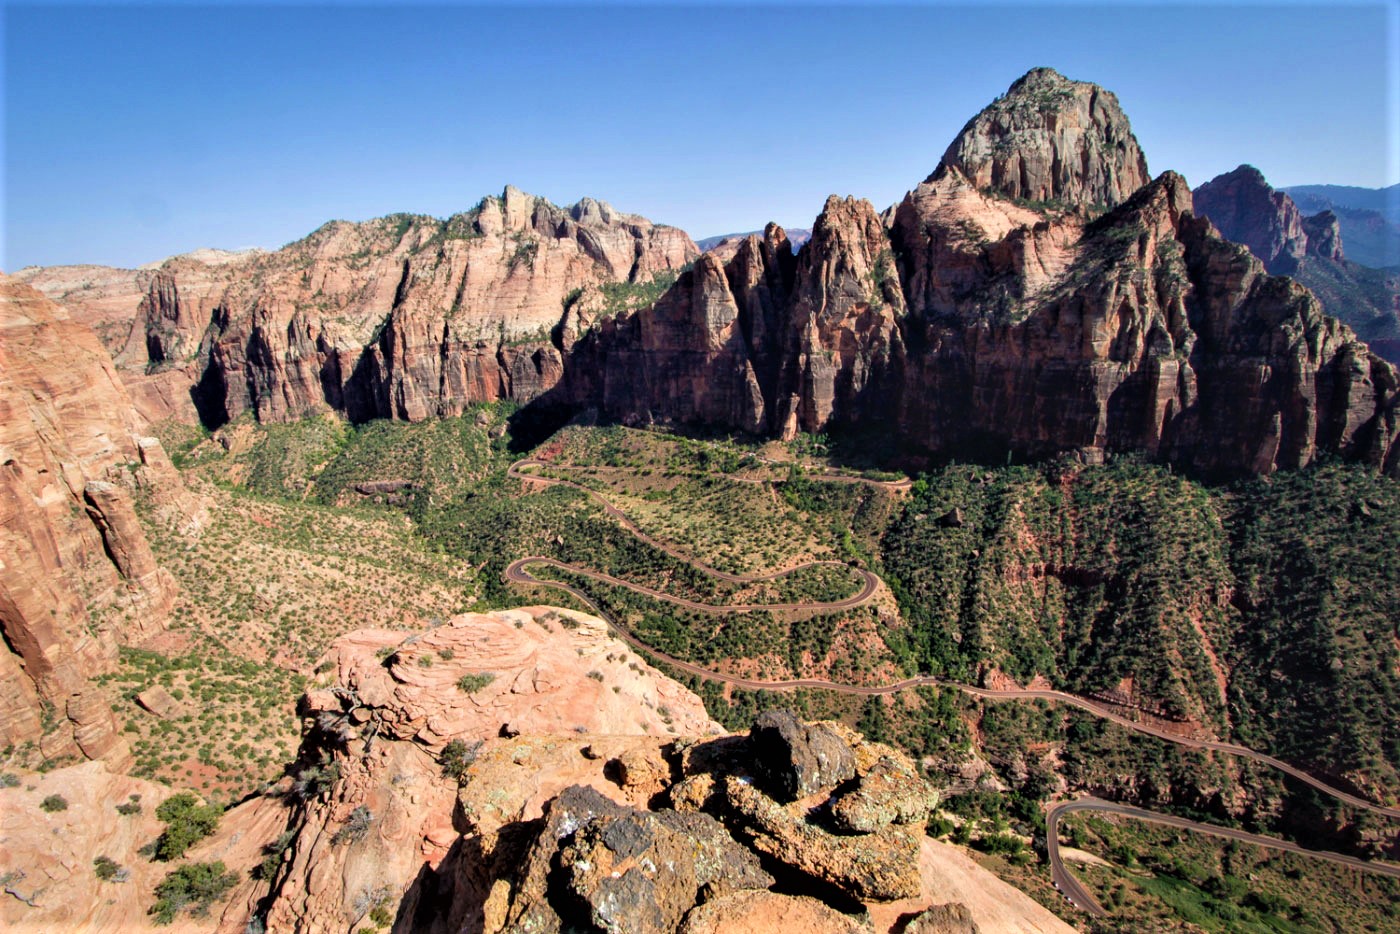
[40,794,68,812]
[152,792,222,861]
[149,861,239,924]
[456,673,495,693]
[291,759,342,801]
[369,900,395,928]
[927,815,955,838]
[440,738,482,780]
[0,772,19,788]
[94,855,122,881]
[332,805,373,845]
[255,830,296,881]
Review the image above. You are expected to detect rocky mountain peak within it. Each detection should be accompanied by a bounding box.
[1193,164,1355,270]
[1302,209,1345,261]
[1192,164,1310,274]
[937,66,1151,209]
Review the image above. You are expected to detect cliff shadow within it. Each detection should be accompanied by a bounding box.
[505,388,580,454]
[190,361,231,431]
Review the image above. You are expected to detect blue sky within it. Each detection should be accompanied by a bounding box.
[4,1,1396,269]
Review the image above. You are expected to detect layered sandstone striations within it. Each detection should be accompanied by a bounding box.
[13,253,261,424]
[565,198,905,443]
[0,275,185,758]
[1194,165,1400,365]
[1192,165,1314,274]
[19,189,696,427]
[15,69,1397,478]
[252,607,719,934]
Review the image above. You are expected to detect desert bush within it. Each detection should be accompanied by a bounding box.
[456,673,495,693]
[149,861,239,924]
[153,792,222,861]
[332,805,373,845]
[440,739,482,780]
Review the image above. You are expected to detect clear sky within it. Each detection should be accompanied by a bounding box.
[4,1,1396,269]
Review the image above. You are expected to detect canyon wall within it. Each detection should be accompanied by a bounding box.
[16,70,1399,479]
[0,275,188,759]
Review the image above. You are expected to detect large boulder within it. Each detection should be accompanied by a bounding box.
[503,785,772,934]
[829,753,937,833]
[748,709,856,802]
[678,891,870,934]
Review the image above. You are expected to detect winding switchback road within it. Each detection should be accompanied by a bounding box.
[506,556,879,614]
[1046,797,1400,917]
[505,453,1400,915]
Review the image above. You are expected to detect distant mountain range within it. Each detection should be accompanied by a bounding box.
[697,228,812,253]
[1195,166,1399,367]
[1281,183,1400,269]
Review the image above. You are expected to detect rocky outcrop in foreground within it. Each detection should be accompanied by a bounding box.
[241,609,1068,934]
[0,275,191,758]
[0,608,1070,934]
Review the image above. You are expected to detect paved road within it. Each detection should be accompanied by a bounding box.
[506,556,879,613]
[1045,797,1400,918]
[508,457,1400,820]
[506,453,1400,916]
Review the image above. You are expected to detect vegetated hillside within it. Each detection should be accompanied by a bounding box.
[880,457,1400,800]
[188,410,1400,815]
[1061,809,1400,933]
[154,409,1400,897]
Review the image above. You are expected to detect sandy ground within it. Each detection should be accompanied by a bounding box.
[867,838,1078,934]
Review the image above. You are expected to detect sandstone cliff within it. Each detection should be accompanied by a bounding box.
[1193,166,1353,270]
[12,253,260,425]
[18,189,697,428]
[563,71,1399,478]
[0,275,187,760]
[16,70,1398,479]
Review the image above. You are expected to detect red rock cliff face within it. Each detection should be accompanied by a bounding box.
[18,190,695,428]
[889,171,1399,476]
[568,69,1399,478]
[114,188,696,427]
[1192,165,1313,274]
[16,72,1397,480]
[1193,165,1400,369]
[564,205,903,440]
[0,275,184,759]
